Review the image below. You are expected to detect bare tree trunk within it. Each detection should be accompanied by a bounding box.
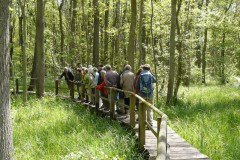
[166,0,176,104]
[70,0,77,66]
[138,0,145,67]
[174,0,182,98]
[58,0,65,66]
[21,0,27,102]
[28,42,37,91]
[9,13,15,78]
[93,0,99,66]
[127,0,137,71]
[0,0,14,159]
[36,0,45,98]
[150,0,159,103]
[103,0,109,65]
[201,0,209,84]
[221,32,226,84]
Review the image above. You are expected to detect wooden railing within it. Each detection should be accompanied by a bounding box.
[55,80,168,160]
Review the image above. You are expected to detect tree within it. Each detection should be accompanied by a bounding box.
[103,0,110,65]
[70,0,77,66]
[127,0,137,71]
[166,0,176,104]
[202,0,209,84]
[19,0,27,102]
[92,0,100,66]
[36,0,45,98]
[138,0,146,66]
[0,0,14,159]
[58,0,65,66]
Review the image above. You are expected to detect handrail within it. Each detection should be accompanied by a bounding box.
[55,81,168,160]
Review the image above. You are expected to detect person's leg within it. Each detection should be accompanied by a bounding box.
[124,98,130,114]
[146,97,153,125]
[91,88,95,104]
[87,88,92,103]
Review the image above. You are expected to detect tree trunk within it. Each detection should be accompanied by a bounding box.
[194,1,203,68]
[166,0,176,104]
[21,0,27,102]
[28,41,37,91]
[9,14,15,79]
[174,0,182,98]
[86,1,92,65]
[0,1,14,159]
[58,0,64,66]
[138,0,145,67]
[221,32,225,84]
[150,0,159,103]
[92,0,99,66]
[81,0,86,64]
[201,0,209,84]
[103,0,109,65]
[127,0,137,71]
[36,0,45,98]
[70,0,77,66]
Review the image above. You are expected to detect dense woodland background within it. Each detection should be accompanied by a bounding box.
[9,0,240,102]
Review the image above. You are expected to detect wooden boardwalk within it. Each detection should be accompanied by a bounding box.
[117,115,209,160]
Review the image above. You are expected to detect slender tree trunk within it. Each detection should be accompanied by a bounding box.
[127,0,137,71]
[194,1,203,68]
[93,0,99,66]
[150,0,159,103]
[220,1,233,84]
[103,0,109,65]
[174,0,182,98]
[58,0,64,66]
[28,41,37,91]
[21,0,27,102]
[201,0,209,84]
[166,0,176,104]
[70,0,77,66]
[221,32,225,84]
[81,0,86,64]
[138,0,145,67]
[115,0,121,66]
[86,1,92,65]
[36,0,45,98]
[0,0,14,159]
[9,14,15,78]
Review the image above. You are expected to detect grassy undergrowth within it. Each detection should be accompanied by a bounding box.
[11,95,144,160]
[161,85,240,160]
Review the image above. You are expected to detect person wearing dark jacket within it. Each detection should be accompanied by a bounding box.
[58,67,75,90]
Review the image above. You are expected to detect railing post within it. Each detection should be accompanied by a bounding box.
[95,88,99,109]
[156,115,168,160]
[55,79,59,95]
[130,94,136,128]
[16,79,19,94]
[110,88,115,119]
[70,81,74,99]
[138,101,146,149]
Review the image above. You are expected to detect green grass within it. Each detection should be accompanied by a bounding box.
[161,85,240,160]
[12,95,144,160]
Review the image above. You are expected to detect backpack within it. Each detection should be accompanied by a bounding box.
[140,72,153,94]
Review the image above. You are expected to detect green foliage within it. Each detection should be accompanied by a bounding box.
[161,85,240,160]
[12,95,144,160]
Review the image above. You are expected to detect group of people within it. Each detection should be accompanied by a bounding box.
[58,63,156,126]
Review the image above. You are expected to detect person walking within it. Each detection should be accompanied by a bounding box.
[104,65,119,111]
[135,64,156,127]
[120,64,134,114]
